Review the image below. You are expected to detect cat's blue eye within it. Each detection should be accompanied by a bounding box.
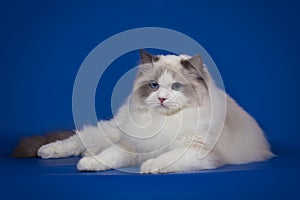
[149,81,159,90]
[171,82,183,91]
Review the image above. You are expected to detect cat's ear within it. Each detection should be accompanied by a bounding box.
[139,49,159,64]
[181,55,203,71]
[181,55,208,80]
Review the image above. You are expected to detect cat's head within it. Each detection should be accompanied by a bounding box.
[132,49,211,115]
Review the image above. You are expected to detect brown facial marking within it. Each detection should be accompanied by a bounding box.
[180,58,208,91]
[135,81,157,100]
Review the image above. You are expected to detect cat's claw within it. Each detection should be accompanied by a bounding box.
[77,156,109,171]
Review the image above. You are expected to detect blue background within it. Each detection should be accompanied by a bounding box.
[0,0,300,199]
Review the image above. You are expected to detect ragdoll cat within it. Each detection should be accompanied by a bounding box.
[13,49,274,173]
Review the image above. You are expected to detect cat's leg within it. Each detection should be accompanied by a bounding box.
[77,145,136,171]
[37,134,85,159]
[79,120,122,157]
[140,147,224,174]
[38,120,122,159]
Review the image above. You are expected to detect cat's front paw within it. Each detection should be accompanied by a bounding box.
[77,156,109,171]
[37,143,62,159]
[140,158,163,174]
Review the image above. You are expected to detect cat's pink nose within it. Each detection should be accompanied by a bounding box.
[158,97,167,103]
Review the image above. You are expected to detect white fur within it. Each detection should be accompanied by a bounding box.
[38,54,274,173]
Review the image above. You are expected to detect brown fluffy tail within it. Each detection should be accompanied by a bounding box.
[12,130,75,158]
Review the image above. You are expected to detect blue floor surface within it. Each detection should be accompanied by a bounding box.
[1,150,299,200]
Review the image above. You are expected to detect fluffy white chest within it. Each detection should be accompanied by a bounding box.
[116,107,209,154]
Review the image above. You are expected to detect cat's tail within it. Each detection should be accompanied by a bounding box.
[12,130,75,158]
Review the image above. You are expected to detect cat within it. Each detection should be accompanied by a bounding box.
[13,49,274,173]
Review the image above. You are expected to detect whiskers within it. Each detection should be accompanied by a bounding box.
[145,99,182,115]
[144,99,161,108]
[164,102,181,108]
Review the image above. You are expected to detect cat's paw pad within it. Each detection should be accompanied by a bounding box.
[140,158,163,174]
[77,157,109,171]
[37,143,61,159]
